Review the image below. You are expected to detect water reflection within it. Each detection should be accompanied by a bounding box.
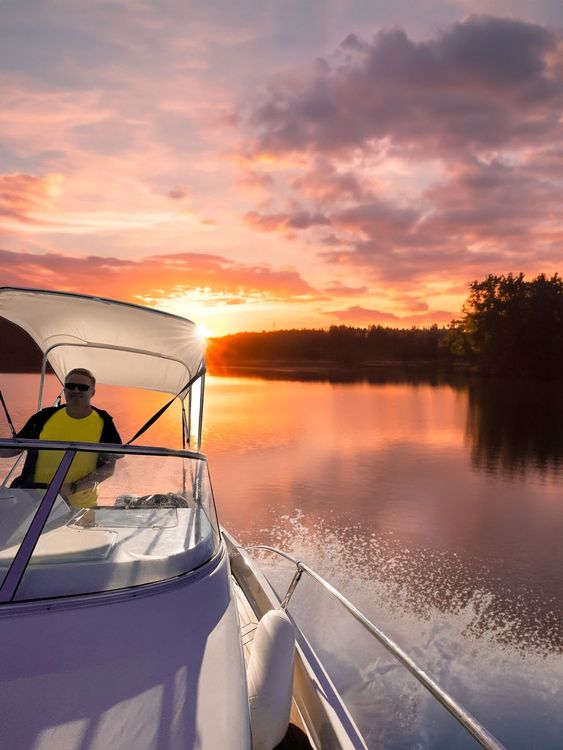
[466,378,563,477]
[211,363,468,387]
[212,365,563,478]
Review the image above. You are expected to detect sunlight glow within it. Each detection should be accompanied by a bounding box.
[196,323,212,340]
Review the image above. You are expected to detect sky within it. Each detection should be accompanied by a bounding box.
[1,0,562,336]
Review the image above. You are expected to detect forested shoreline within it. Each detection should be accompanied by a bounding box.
[2,274,562,378]
[206,325,454,369]
[208,273,563,379]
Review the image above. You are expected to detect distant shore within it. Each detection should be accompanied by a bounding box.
[206,359,476,385]
[209,358,467,372]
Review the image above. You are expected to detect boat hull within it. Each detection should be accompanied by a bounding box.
[0,547,251,750]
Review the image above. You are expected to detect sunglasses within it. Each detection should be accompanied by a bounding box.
[64,382,91,392]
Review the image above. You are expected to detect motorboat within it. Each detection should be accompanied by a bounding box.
[0,287,506,750]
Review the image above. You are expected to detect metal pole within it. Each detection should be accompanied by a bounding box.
[38,353,48,410]
[187,388,192,447]
[197,365,206,451]
[0,390,16,437]
[281,567,303,610]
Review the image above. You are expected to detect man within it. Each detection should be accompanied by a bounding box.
[8,368,121,507]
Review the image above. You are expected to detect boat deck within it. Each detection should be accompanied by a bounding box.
[233,576,259,665]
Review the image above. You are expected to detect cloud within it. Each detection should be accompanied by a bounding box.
[236,16,563,287]
[322,304,455,326]
[0,248,318,303]
[234,161,275,193]
[326,305,401,323]
[0,172,62,223]
[242,150,563,286]
[245,15,563,158]
[167,186,189,200]
[331,200,419,240]
[291,159,369,203]
[245,209,330,232]
[423,157,561,238]
[323,281,369,296]
[391,294,429,312]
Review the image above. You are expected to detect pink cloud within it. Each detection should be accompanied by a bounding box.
[323,281,369,296]
[0,173,61,223]
[241,155,563,284]
[322,305,455,327]
[391,295,429,313]
[290,160,368,203]
[0,248,318,303]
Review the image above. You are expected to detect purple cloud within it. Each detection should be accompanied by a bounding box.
[245,16,562,157]
[238,16,563,286]
[0,247,319,302]
[245,209,330,232]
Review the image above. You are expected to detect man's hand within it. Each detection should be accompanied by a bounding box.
[69,478,98,494]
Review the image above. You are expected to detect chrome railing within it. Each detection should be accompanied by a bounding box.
[245,544,506,750]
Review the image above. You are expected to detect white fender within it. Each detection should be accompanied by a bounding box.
[247,608,295,750]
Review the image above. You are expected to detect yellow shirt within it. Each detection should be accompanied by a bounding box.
[34,409,104,507]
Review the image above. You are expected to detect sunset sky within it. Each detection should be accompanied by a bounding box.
[1,1,562,336]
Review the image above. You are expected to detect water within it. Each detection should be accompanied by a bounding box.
[1,371,562,748]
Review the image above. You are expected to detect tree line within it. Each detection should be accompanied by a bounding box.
[207,324,453,368]
[447,273,562,378]
[208,273,563,378]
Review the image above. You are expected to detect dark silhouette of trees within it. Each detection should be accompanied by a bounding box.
[448,273,563,377]
[207,324,454,370]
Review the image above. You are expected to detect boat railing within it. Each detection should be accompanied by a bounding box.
[0,438,207,461]
[0,438,209,492]
[245,544,506,750]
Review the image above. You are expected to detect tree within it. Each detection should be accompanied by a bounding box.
[449,273,563,376]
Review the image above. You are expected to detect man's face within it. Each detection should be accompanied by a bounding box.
[64,373,95,405]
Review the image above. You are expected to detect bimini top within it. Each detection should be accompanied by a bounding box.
[0,287,205,397]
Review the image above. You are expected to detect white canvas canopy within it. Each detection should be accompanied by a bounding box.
[0,288,206,398]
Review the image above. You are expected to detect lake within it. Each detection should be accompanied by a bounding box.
[1,371,562,749]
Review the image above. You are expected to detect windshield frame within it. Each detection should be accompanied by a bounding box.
[0,439,216,603]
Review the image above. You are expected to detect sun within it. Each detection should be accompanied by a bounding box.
[196,323,212,340]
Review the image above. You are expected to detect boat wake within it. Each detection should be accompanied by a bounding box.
[239,511,563,750]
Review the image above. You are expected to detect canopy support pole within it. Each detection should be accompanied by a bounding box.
[197,366,206,451]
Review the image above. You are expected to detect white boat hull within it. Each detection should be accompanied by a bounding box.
[0,548,251,750]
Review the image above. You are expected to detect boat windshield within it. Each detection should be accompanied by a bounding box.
[0,441,220,602]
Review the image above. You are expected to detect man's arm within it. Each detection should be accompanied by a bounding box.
[0,410,44,457]
[68,456,117,494]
